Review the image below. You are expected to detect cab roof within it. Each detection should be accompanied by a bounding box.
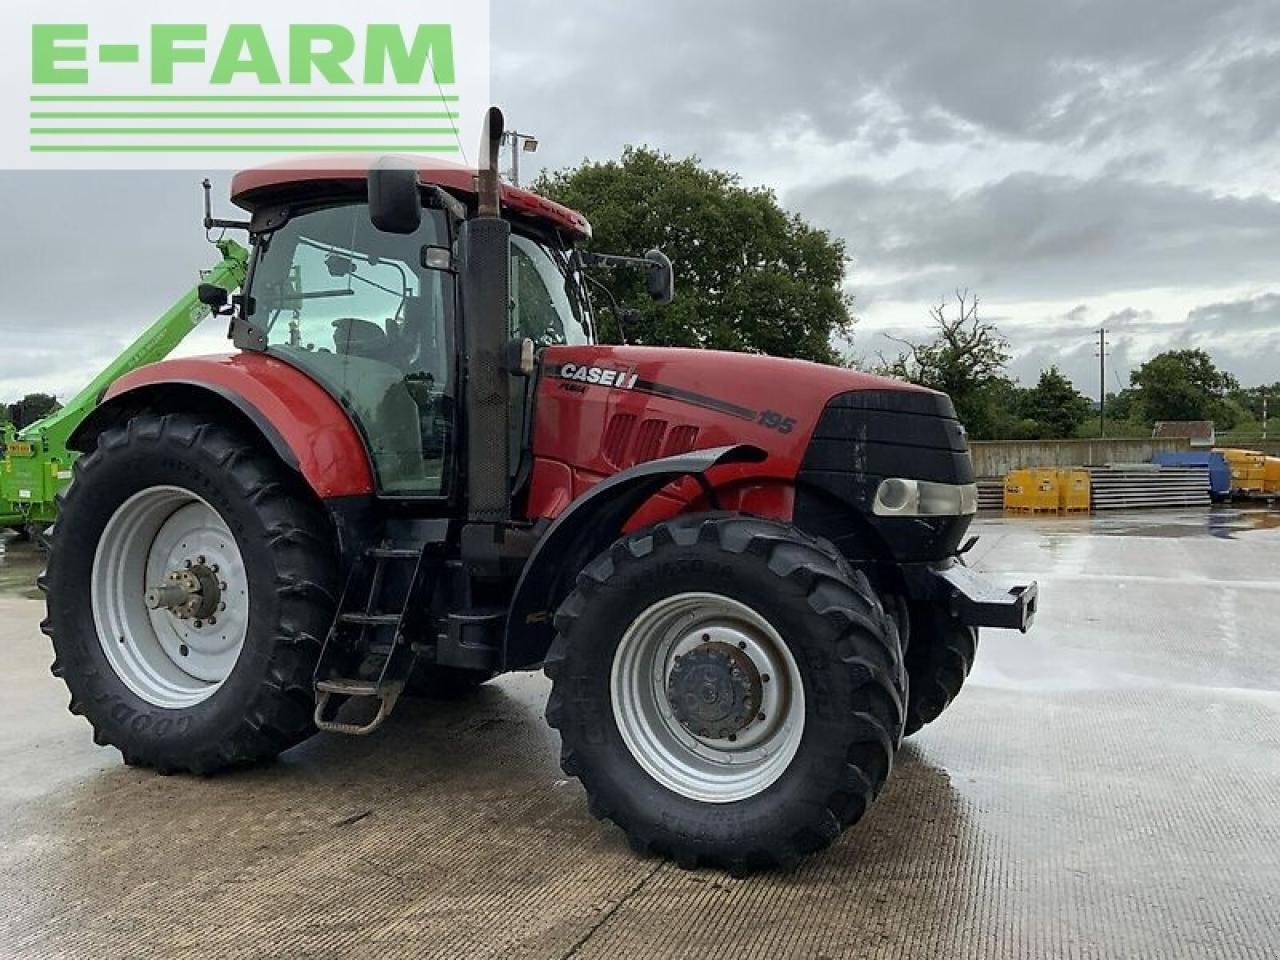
[230,154,592,241]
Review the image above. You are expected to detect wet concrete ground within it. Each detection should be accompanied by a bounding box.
[2,509,1279,959]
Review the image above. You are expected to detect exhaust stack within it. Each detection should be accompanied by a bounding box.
[461,107,513,524]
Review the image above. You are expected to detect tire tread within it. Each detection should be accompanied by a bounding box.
[545,513,905,873]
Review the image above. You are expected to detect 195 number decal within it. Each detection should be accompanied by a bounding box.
[758,409,796,434]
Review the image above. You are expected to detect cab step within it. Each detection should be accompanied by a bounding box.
[312,535,445,736]
[313,678,405,736]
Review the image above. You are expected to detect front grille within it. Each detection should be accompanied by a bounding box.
[796,389,975,563]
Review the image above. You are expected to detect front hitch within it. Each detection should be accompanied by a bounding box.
[918,562,1038,632]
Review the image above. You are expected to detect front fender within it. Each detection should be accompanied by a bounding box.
[503,443,766,670]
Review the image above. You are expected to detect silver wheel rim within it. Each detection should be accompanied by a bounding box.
[91,486,249,709]
[610,592,806,803]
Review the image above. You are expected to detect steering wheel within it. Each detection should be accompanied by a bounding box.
[332,317,402,366]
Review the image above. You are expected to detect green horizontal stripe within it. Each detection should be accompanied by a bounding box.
[31,144,459,153]
[32,128,458,136]
[31,95,459,103]
[31,111,459,119]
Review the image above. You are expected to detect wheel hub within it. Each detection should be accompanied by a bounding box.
[146,563,222,622]
[92,487,249,708]
[667,641,763,739]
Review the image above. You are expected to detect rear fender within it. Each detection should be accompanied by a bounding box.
[503,444,766,670]
[69,354,374,499]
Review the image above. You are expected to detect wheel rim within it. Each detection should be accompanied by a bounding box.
[610,592,805,803]
[91,486,249,709]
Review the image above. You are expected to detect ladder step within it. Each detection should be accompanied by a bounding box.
[316,677,380,697]
[339,612,401,627]
[313,678,406,736]
[368,546,421,560]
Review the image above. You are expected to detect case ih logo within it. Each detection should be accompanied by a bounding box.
[0,0,490,170]
[553,363,640,390]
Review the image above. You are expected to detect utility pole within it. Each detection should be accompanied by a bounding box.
[501,130,539,187]
[1264,393,1269,441]
[1096,327,1108,436]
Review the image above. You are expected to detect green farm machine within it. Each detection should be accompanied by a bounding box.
[1,239,248,539]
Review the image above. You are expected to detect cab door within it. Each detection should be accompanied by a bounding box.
[246,202,457,499]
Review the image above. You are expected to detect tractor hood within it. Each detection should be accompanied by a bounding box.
[529,343,948,493]
[529,344,973,563]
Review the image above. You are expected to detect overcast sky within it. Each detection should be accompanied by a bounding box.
[3,0,1280,403]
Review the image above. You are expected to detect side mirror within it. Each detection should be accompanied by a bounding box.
[368,157,422,235]
[197,284,229,310]
[645,249,674,304]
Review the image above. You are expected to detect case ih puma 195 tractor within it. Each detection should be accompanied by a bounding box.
[43,110,1035,872]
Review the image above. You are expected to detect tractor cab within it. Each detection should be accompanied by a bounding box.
[224,156,597,500]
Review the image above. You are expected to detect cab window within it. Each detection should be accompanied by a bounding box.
[249,203,454,497]
[510,235,591,345]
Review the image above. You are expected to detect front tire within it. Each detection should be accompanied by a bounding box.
[902,605,978,736]
[545,514,904,873]
[42,413,338,774]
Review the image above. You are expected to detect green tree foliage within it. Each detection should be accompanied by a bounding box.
[881,291,1014,439]
[1129,349,1239,425]
[6,393,60,430]
[1020,366,1092,439]
[533,147,854,363]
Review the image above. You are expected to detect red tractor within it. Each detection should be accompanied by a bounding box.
[42,111,1035,872]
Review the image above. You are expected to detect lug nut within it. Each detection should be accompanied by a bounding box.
[197,556,206,565]
[179,644,189,657]
[218,602,226,612]
[183,560,192,569]
[762,674,770,683]
[208,616,217,626]
[211,564,219,573]
[194,620,204,629]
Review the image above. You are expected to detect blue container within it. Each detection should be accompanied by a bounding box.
[1151,451,1231,499]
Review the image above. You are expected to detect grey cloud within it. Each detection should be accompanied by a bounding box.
[1004,295,1280,389]
[789,172,1280,302]
[493,0,1280,170]
[0,172,235,400]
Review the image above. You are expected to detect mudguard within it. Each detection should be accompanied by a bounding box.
[69,354,374,499]
[503,443,766,670]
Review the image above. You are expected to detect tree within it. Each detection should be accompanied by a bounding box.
[6,393,60,430]
[881,290,1013,438]
[1129,349,1239,425]
[533,147,854,363]
[1019,366,1091,439]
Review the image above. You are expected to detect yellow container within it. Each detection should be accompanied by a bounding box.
[1057,469,1090,513]
[1265,457,1280,494]
[1214,448,1268,491]
[1004,468,1060,513]
[1215,447,1264,462]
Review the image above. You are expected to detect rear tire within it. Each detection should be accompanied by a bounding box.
[545,514,904,873]
[902,606,978,736]
[42,413,338,774]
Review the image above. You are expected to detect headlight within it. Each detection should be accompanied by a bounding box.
[872,478,978,517]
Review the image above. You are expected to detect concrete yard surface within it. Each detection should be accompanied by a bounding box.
[2,509,1279,959]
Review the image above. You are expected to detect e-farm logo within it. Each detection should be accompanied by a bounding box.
[1,1,490,169]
